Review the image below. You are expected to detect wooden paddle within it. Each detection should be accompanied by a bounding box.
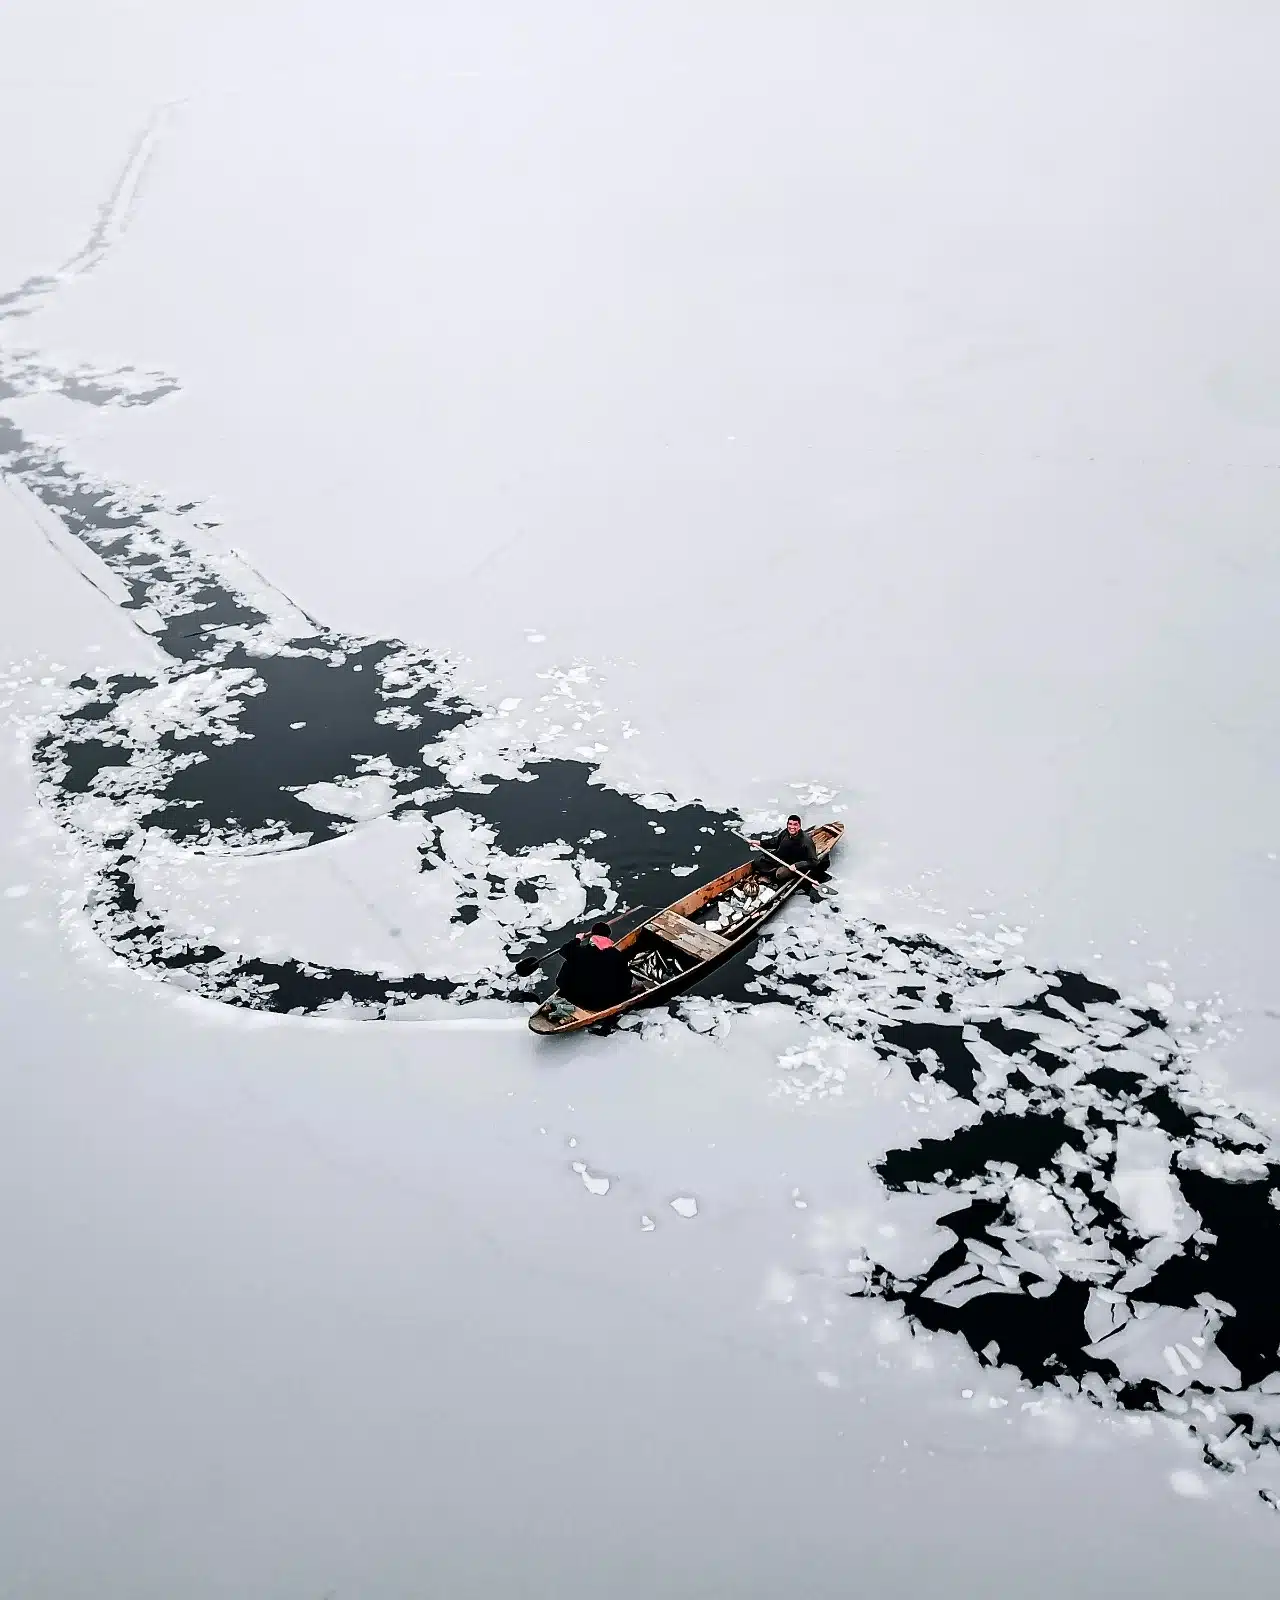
[512,906,646,977]
[749,841,832,897]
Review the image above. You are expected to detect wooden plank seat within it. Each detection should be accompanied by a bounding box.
[645,909,732,964]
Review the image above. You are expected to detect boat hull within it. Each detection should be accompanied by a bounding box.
[527,821,843,1035]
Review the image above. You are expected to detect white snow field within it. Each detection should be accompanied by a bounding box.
[2,3,1279,1596]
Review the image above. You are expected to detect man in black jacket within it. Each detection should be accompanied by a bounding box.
[749,814,824,900]
[556,922,633,1011]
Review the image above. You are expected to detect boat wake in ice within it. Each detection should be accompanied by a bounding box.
[3,121,1277,1505]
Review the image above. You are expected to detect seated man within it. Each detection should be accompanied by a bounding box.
[748,814,826,901]
[556,921,633,1012]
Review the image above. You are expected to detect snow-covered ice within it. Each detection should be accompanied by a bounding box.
[2,2,1280,1595]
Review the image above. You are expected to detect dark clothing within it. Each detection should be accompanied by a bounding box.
[759,827,820,870]
[556,937,632,1012]
[755,828,824,900]
[759,862,825,900]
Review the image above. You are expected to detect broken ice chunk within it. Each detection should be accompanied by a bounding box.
[1108,1128,1193,1240]
[571,1161,610,1196]
[1086,1303,1240,1394]
[1083,1288,1131,1344]
[921,1264,995,1308]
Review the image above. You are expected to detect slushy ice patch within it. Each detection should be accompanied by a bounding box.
[759,911,1280,1499]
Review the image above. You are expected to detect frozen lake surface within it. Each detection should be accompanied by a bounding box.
[2,4,1279,1594]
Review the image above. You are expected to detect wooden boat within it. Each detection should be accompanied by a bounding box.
[528,821,844,1035]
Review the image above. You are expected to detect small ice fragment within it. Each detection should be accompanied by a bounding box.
[571,1161,610,1197]
[670,1196,698,1219]
[640,1215,655,1231]
[4,885,30,899]
[961,1389,974,1400]
[290,721,306,729]
[1146,982,1174,1008]
[1169,1470,1209,1499]
[499,698,522,711]
[816,1371,840,1389]
[567,1137,577,1148]
[1164,1345,1187,1378]
[526,633,547,644]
